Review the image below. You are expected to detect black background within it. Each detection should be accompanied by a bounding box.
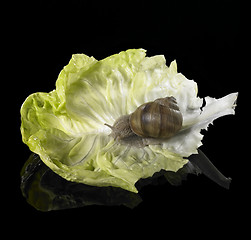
[8,0,245,237]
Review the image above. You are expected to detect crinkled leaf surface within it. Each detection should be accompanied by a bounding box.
[21,49,237,192]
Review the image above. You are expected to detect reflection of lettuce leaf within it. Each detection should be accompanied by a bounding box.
[20,49,238,193]
[20,153,198,211]
[20,154,142,211]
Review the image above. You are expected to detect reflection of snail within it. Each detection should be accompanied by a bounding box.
[105,96,183,145]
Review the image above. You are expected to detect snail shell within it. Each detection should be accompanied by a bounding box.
[129,96,183,139]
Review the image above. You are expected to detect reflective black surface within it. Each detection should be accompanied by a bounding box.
[20,149,231,211]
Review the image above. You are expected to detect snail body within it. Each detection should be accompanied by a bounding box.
[105,96,183,146]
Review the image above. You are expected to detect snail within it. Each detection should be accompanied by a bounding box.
[105,96,183,147]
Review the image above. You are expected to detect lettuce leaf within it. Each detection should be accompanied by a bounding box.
[20,49,238,192]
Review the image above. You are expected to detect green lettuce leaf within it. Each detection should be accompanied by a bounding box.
[20,49,238,193]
